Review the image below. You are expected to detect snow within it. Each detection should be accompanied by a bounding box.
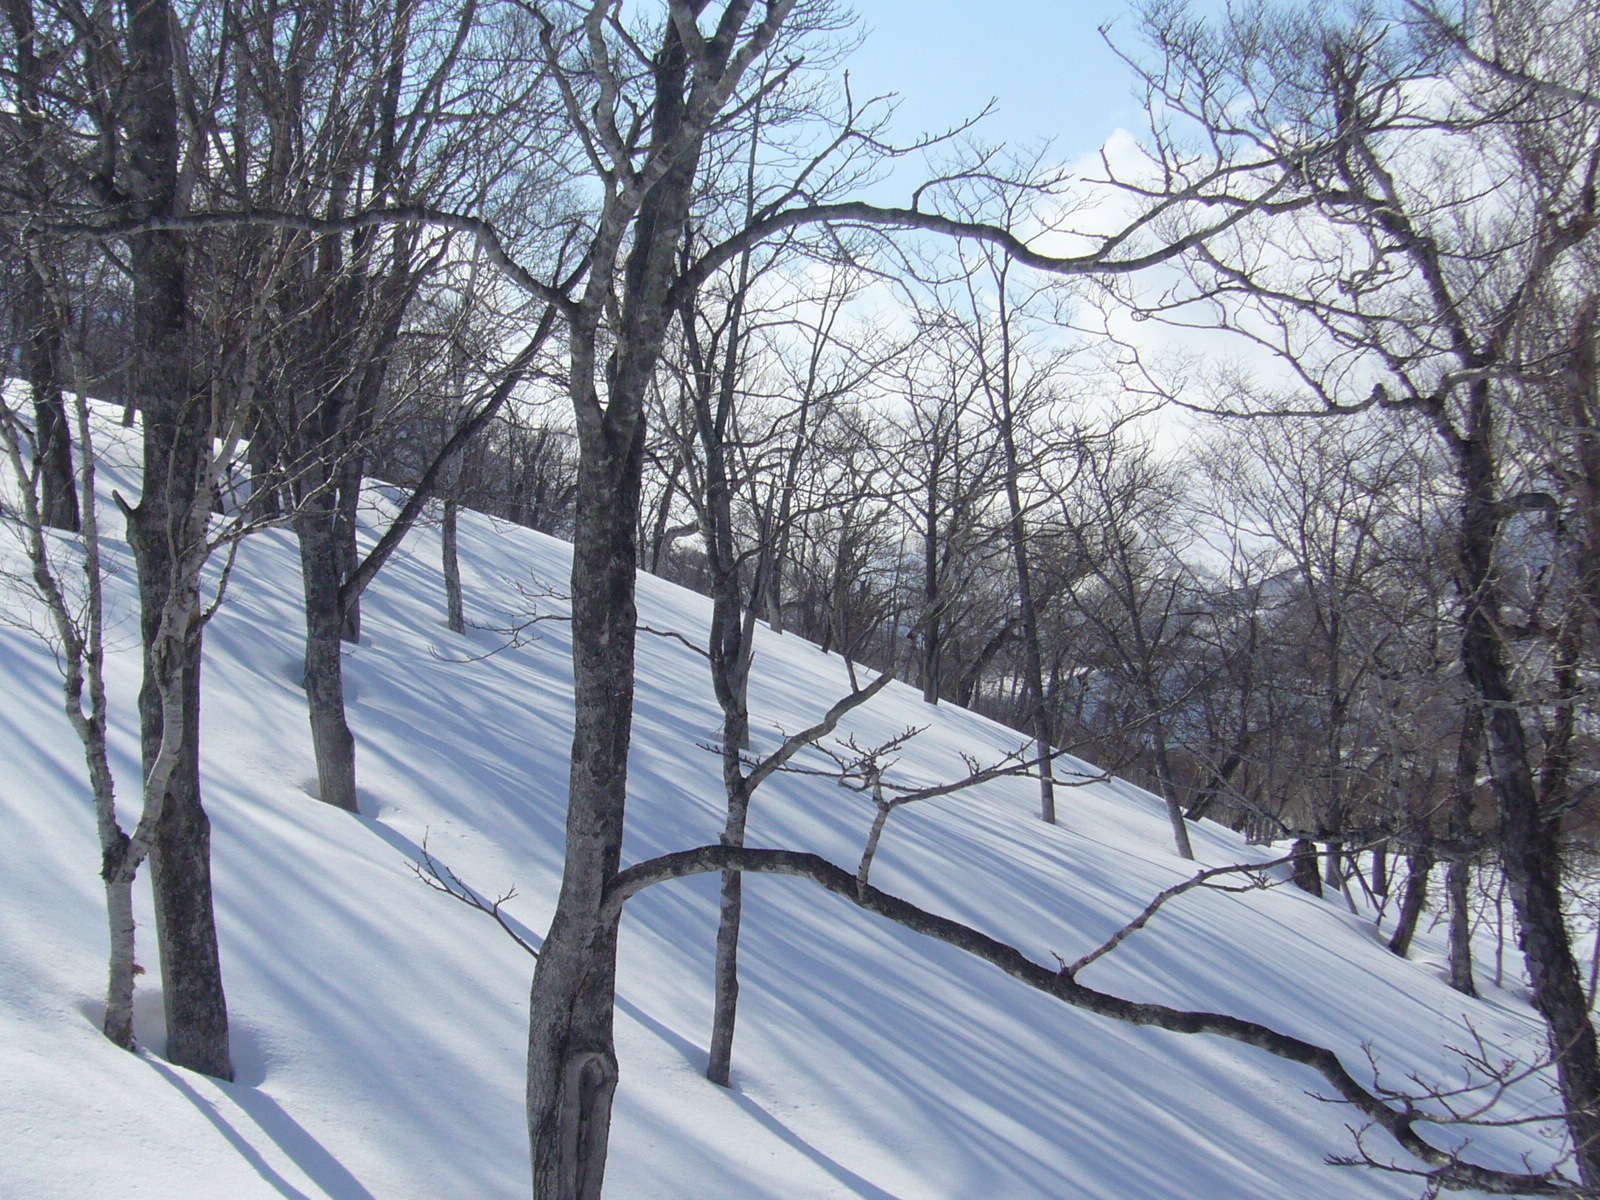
[0,411,1567,1198]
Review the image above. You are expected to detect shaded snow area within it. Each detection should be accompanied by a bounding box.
[0,418,1569,1198]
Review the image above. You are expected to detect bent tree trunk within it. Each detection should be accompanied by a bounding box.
[1148,713,1195,861]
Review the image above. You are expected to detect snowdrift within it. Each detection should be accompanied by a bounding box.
[0,418,1566,1198]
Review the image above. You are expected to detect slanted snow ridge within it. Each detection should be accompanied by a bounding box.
[0,410,1562,1198]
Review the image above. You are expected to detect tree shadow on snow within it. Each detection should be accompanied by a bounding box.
[148,1057,379,1200]
[615,993,907,1200]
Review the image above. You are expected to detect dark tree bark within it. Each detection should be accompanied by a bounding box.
[683,297,756,1088]
[19,264,79,531]
[1447,706,1482,997]
[921,466,942,703]
[287,279,408,810]
[442,499,465,634]
[1113,10,1600,1175]
[1455,387,1600,1178]
[1290,838,1323,897]
[296,484,359,811]
[122,0,231,1082]
[1387,851,1433,959]
[524,9,708,1190]
[1446,859,1476,997]
[981,260,1056,824]
[1147,709,1195,860]
[2,0,78,532]
[514,3,1343,1187]
[145,641,231,1076]
[525,429,639,1199]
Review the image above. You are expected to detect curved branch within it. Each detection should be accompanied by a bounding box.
[604,845,1575,1196]
[673,178,1306,310]
[743,665,896,793]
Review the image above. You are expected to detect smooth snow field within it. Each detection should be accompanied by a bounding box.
[0,414,1571,1198]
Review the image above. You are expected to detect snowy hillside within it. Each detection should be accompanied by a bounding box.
[0,419,1567,1199]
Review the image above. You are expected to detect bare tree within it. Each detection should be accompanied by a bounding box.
[1114,0,1600,1176]
[0,0,78,531]
[214,0,559,811]
[878,323,1010,705]
[1055,431,1203,858]
[0,316,252,1064]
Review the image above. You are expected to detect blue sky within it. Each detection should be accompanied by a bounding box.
[843,1,1150,165]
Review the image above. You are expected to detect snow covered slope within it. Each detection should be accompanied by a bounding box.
[0,420,1566,1198]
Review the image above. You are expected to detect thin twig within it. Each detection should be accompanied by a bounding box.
[410,833,539,958]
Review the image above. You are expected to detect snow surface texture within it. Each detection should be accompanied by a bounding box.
[0,412,1567,1198]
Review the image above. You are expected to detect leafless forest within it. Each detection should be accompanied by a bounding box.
[7,0,1600,1195]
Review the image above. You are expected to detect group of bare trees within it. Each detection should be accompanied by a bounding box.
[0,0,563,1081]
[10,0,1600,1196]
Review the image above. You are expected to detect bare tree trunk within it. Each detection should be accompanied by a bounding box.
[683,212,759,1085]
[123,0,230,1081]
[1456,400,1600,1182]
[921,478,942,704]
[297,496,359,812]
[1387,851,1433,958]
[443,498,465,634]
[1446,707,1482,996]
[1,384,145,1052]
[21,268,79,531]
[101,866,138,1047]
[336,458,363,643]
[146,639,230,1078]
[996,401,1054,820]
[1323,837,1344,890]
[1,1,78,533]
[1149,715,1195,860]
[707,784,748,1087]
[525,427,638,1200]
[703,475,751,1086]
[1447,858,1477,997]
[1290,838,1322,896]
[245,404,283,520]
[523,5,723,1174]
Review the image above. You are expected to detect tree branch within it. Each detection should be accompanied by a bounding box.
[603,845,1578,1196]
